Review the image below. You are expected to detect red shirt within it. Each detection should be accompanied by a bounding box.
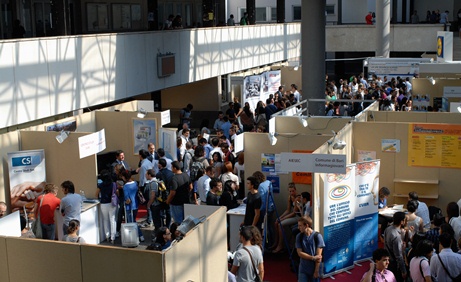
[36,193,61,224]
[366,14,373,25]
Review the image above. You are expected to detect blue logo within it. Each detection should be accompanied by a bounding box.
[12,155,42,167]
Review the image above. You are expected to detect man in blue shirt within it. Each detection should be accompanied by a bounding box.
[253,171,275,246]
[60,180,82,235]
[296,217,325,281]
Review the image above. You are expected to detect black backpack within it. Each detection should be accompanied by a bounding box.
[189,158,205,182]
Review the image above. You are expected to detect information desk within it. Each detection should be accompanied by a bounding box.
[56,202,101,244]
[227,204,246,251]
[379,207,407,219]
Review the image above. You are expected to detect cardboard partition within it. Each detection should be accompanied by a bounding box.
[0,236,7,278]
[20,131,98,199]
[164,206,228,282]
[0,211,21,237]
[6,238,83,282]
[81,245,163,282]
[0,131,21,203]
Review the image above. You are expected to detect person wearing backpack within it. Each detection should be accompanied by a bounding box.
[146,169,170,231]
[296,216,325,282]
[155,159,173,229]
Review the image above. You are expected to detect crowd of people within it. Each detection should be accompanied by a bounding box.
[374,189,461,282]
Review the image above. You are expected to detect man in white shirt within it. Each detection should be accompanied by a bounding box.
[430,233,461,281]
[197,166,213,205]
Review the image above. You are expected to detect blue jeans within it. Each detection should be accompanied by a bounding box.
[298,271,319,282]
[170,204,184,223]
[41,223,55,240]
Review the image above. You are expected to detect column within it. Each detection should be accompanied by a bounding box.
[276,0,285,23]
[376,0,390,58]
[246,0,255,25]
[302,0,326,116]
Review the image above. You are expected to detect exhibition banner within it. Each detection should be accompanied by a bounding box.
[261,70,281,98]
[243,70,281,111]
[323,165,356,276]
[353,160,380,262]
[7,150,46,213]
[78,129,106,159]
[408,123,461,168]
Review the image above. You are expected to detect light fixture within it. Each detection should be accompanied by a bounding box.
[56,130,69,144]
[298,116,308,127]
[458,106,461,113]
[332,140,347,150]
[137,108,147,118]
[293,65,299,71]
[427,77,435,85]
[268,132,278,146]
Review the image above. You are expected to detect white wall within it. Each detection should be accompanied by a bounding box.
[0,24,301,130]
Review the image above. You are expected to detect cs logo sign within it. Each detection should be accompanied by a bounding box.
[12,156,41,167]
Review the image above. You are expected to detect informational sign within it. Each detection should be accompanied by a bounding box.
[353,161,380,262]
[261,153,275,172]
[323,165,356,276]
[78,129,106,159]
[7,150,46,213]
[357,150,376,162]
[266,175,280,194]
[159,128,177,161]
[243,70,281,111]
[408,123,461,168]
[365,57,432,79]
[381,139,400,152]
[161,110,171,126]
[133,118,157,155]
[444,86,461,98]
[280,153,346,174]
[436,31,453,62]
[292,150,313,184]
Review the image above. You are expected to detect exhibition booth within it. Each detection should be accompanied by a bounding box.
[0,205,227,282]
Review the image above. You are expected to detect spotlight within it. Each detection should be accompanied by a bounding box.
[268,132,278,146]
[293,65,299,71]
[298,116,308,127]
[137,108,147,118]
[427,77,435,85]
[458,106,461,113]
[332,140,347,150]
[56,131,69,144]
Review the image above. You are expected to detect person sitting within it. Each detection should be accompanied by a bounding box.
[409,191,430,230]
[361,248,396,282]
[62,219,86,244]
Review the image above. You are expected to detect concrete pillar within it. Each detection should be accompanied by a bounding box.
[246,0,255,25]
[302,0,326,116]
[376,0,391,58]
[277,0,285,23]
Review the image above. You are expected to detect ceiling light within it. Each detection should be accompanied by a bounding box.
[56,131,69,144]
[299,116,308,127]
[268,132,278,146]
[137,108,147,118]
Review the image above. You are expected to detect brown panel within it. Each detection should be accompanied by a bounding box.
[275,116,351,135]
[386,112,427,123]
[0,237,8,281]
[20,131,97,199]
[7,238,82,282]
[426,112,461,124]
[81,245,163,282]
[161,78,219,111]
[353,122,397,203]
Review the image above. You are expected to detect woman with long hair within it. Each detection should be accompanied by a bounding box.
[220,161,240,193]
[211,151,223,178]
[121,170,144,242]
[96,169,117,243]
[409,240,433,282]
[238,102,255,132]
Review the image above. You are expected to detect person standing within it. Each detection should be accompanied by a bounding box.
[296,216,325,282]
[409,240,433,282]
[34,183,61,240]
[231,226,264,282]
[240,12,248,26]
[197,166,213,205]
[121,170,144,242]
[60,180,82,235]
[384,211,408,282]
[166,161,192,223]
[227,14,235,26]
[411,10,420,24]
[206,178,222,206]
[430,232,461,281]
[96,170,117,243]
[243,176,261,229]
[366,12,373,25]
[361,248,396,282]
[179,103,193,127]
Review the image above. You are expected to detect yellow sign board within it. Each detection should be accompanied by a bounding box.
[408,124,461,168]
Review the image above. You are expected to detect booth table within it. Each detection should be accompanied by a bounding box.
[227,204,246,251]
[56,202,101,244]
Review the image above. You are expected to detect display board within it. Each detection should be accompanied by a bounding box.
[408,123,461,168]
[243,70,281,111]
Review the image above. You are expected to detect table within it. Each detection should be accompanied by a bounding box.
[379,207,407,219]
[56,202,101,244]
[227,204,246,251]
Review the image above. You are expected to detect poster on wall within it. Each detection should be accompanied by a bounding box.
[266,175,280,194]
[408,123,461,168]
[381,139,400,152]
[261,153,275,172]
[159,128,177,161]
[7,150,46,213]
[132,118,157,155]
[353,160,380,262]
[243,75,262,111]
[357,150,376,162]
[322,165,356,277]
[261,70,281,98]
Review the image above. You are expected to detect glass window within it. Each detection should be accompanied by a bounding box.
[112,4,131,30]
[255,7,266,22]
[87,3,108,31]
[326,5,335,15]
[271,7,277,21]
[293,6,301,21]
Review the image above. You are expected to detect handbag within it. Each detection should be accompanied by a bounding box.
[31,195,45,238]
[137,189,146,205]
[437,253,461,282]
[111,183,119,207]
[243,247,262,282]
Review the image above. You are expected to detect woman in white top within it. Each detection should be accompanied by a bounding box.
[409,240,433,282]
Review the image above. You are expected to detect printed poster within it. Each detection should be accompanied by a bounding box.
[243,75,262,111]
[353,161,380,262]
[261,153,275,172]
[7,150,46,213]
[408,123,461,168]
[261,70,281,98]
[357,150,376,162]
[292,150,313,184]
[322,165,356,277]
[266,175,280,194]
[381,139,400,152]
[133,118,157,155]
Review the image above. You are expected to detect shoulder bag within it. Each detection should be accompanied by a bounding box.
[111,183,119,207]
[31,195,45,238]
[243,247,262,282]
[437,253,461,282]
